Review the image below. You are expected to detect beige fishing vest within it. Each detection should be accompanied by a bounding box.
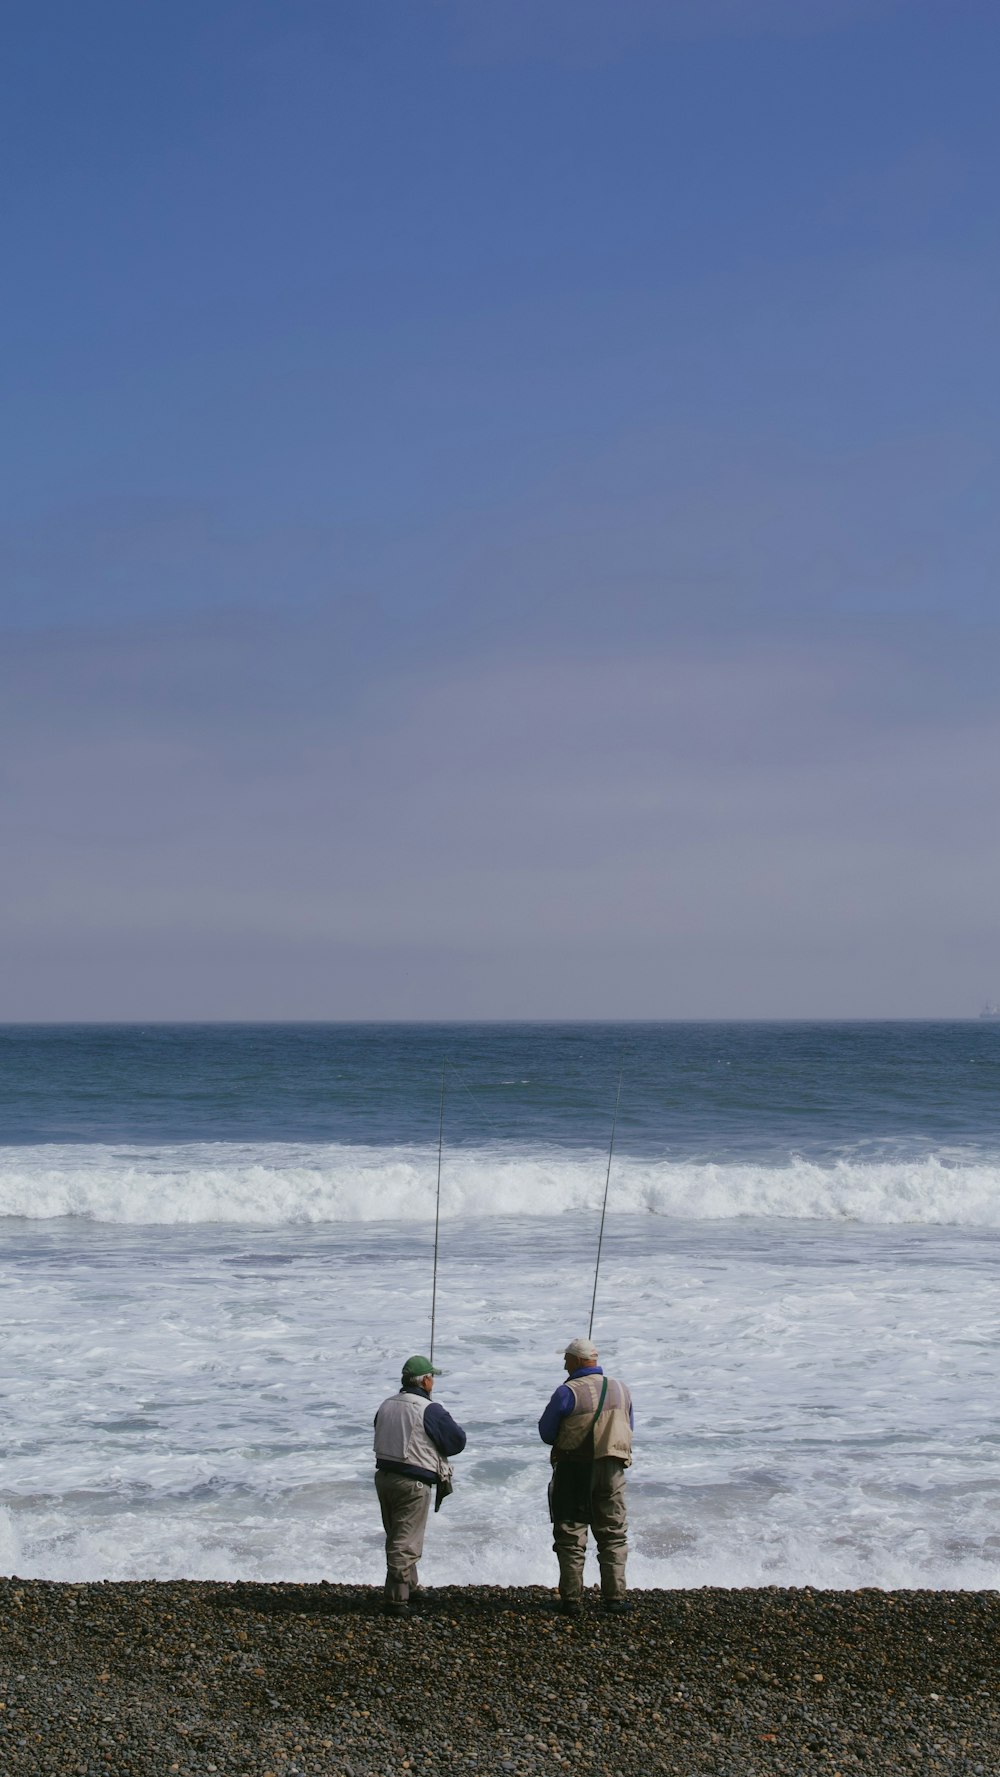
[374,1391,450,1479]
[552,1373,633,1467]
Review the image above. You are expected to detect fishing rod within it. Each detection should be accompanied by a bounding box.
[429,1058,446,1364]
[588,1059,625,1340]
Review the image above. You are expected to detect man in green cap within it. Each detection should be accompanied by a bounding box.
[373,1355,467,1617]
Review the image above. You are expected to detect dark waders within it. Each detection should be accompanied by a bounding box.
[547,1377,608,1524]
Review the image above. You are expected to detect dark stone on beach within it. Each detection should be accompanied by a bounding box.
[0,1581,999,1773]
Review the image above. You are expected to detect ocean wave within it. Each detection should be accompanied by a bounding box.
[4,1499,998,1589]
[0,1142,999,1226]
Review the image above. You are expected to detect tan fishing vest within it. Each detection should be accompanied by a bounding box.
[552,1373,633,1467]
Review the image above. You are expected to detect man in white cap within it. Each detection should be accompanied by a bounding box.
[373,1354,466,1618]
[538,1336,634,1615]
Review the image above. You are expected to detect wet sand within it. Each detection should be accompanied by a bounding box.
[1,1579,997,1774]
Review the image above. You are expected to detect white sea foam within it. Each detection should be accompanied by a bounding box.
[1,1141,999,1226]
[1,1213,999,1588]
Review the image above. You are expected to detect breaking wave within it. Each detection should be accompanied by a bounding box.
[0,1141,999,1227]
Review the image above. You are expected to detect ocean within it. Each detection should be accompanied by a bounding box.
[1,1021,998,1590]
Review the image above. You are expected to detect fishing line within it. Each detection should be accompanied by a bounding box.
[430,1053,610,1355]
[588,1059,625,1340]
[443,1058,508,1140]
[428,1058,506,1364]
[430,1058,446,1364]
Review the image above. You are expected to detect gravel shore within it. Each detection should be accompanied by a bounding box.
[1,1579,998,1775]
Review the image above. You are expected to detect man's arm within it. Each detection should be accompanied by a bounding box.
[424,1401,467,1457]
[538,1384,574,1446]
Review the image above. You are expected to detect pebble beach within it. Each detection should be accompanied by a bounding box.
[2,1581,998,1776]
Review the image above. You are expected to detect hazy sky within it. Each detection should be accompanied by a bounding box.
[3,0,998,1018]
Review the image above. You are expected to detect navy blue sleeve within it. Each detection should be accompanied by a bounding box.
[538,1383,574,1445]
[423,1400,467,1457]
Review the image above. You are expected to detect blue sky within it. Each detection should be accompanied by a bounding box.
[2,0,998,1016]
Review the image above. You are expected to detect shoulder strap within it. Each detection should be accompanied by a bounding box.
[586,1376,608,1436]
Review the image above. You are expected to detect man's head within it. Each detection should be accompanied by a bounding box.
[401,1355,442,1394]
[562,1336,598,1374]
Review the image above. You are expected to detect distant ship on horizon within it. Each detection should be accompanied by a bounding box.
[980,1002,1000,1019]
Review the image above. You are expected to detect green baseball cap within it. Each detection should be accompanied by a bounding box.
[402,1355,442,1379]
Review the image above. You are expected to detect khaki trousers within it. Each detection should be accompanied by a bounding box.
[375,1469,432,1603]
[552,1457,628,1603]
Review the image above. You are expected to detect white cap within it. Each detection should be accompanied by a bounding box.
[562,1336,598,1362]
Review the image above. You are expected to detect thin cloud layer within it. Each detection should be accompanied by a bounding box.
[2,2,997,1016]
[2,613,997,1018]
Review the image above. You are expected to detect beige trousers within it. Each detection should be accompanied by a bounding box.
[375,1469,432,1602]
[552,1457,628,1602]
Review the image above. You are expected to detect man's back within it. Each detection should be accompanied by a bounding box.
[539,1338,634,1615]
